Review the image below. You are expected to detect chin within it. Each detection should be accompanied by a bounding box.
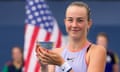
[68,32,82,39]
[70,35,81,40]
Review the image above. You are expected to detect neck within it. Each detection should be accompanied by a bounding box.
[68,37,89,51]
[13,60,22,69]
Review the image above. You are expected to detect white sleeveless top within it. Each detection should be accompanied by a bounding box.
[55,44,91,72]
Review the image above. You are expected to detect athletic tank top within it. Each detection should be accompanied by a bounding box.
[55,43,91,72]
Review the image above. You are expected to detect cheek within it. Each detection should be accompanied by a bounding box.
[79,23,86,30]
[65,23,71,31]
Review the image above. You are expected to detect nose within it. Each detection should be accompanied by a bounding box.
[72,20,78,27]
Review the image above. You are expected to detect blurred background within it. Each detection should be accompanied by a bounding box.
[0,0,120,71]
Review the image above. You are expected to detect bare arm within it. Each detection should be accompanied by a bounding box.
[48,65,55,72]
[113,64,119,72]
[87,45,106,72]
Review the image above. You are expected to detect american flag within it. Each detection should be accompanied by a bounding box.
[24,0,63,72]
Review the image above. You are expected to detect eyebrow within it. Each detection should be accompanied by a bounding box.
[65,17,85,19]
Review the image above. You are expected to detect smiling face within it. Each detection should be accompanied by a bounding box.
[64,5,92,40]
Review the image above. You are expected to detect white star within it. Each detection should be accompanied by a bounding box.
[37,18,42,22]
[43,16,47,21]
[34,12,39,16]
[31,20,36,24]
[28,15,33,19]
[31,6,36,11]
[26,10,31,14]
[40,10,44,15]
[29,1,34,6]
[35,0,39,3]
[37,4,42,9]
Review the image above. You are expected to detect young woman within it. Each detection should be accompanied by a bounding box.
[96,32,119,72]
[36,1,106,72]
[2,46,23,72]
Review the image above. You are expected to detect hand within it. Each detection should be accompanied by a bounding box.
[36,45,65,66]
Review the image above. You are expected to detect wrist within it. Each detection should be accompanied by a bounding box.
[40,65,48,72]
[59,59,65,66]
[60,61,72,72]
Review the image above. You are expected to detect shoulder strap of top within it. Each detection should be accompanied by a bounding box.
[86,44,92,53]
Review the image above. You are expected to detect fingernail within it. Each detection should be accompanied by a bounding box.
[39,49,41,51]
[47,50,49,53]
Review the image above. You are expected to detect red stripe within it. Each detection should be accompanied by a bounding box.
[34,61,40,72]
[34,32,51,72]
[45,32,51,41]
[56,30,62,48]
[24,26,39,72]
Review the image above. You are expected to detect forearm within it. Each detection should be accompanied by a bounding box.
[40,64,48,72]
[48,65,55,72]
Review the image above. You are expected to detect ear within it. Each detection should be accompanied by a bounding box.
[64,18,66,25]
[87,19,92,30]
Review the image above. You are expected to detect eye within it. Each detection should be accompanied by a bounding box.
[67,18,73,23]
[77,19,84,23]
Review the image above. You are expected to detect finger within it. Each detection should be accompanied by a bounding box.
[38,55,49,65]
[39,48,50,56]
[37,47,45,54]
[40,61,48,65]
[38,48,58,63]
[39,50,55,61]
[35,43,40,52]
[38,50,50,61]
[46,50,58,58]
[47,50,56,55]
[38,48,45,55]
[38,51,56,65]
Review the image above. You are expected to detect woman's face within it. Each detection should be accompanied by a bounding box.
[12,47,23,62]
[96,36,108,48]
[64,6,91,39]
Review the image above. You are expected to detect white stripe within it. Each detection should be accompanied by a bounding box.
[37,28,47,42]
[27,28,47,72]
[50,19,59,46]
[24,24,35,60]
[27,44,37,72]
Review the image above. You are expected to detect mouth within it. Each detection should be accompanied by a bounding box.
[71,30,80,32]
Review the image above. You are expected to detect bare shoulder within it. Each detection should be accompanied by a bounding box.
[91,44,106,54]
[89,44,107,60]
[87,44,107,72]
[52,47,64,55]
